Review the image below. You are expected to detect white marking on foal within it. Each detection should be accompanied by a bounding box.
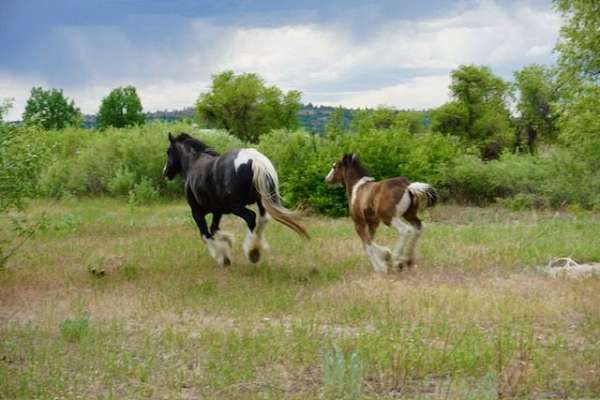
[325,167,335,182]
[391,217,414,265]
[365,243,391,273]
[395,190,411,216]
[350,177,374,208]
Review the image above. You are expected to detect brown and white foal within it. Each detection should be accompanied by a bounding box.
[325,154,437,273]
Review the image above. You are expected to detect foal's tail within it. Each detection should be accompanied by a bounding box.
[249,151,310,239]
[407,182,438,211]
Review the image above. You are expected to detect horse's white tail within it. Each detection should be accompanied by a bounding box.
[407,182,438,211]
[247,150,310,239]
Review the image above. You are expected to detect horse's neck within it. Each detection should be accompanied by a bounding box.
[179,149,204,178]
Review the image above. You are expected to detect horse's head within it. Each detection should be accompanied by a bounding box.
[325,153,358,186]
[163,132,183,180]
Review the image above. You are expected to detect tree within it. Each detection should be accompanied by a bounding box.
[351,107,426,134]
[553,0,600,164]
[554,0,600,83]
[325,107,346,139]
[513,65,558,152]
[432,65,513,158]
[0,98,12,124]
[96,86,145,130]
[1,99,47,267]
[196,71,302,142]
[22,87,82,130]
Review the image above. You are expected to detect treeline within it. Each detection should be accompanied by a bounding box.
[1,0,599,216]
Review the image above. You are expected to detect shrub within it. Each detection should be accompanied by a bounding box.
[128,177,160,205]
[59,313,90,343]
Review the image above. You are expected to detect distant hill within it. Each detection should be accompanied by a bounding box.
[83,104,354,133]
[298,103,355,134]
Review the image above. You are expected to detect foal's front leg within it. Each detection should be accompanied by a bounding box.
[192,209,231,267]
[355,222,391,273]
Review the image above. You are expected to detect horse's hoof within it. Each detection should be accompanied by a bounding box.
[248,249,261,263]
[222,257,231,267]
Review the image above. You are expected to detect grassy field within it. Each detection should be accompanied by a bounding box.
[1,199,600,399]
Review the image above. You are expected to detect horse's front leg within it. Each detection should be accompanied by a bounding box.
[192,209,231,267]
[210,212,233,248]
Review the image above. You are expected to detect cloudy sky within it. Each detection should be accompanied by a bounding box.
[1,0,561,120]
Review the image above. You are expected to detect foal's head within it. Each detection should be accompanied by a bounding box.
[325,153,369,186]
[163,132,217,180]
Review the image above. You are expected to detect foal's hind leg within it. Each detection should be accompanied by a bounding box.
[402,212,422,267]
[391,217,413,269]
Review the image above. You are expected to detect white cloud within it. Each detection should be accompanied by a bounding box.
[1,0,561,120]
[321,75,452,109]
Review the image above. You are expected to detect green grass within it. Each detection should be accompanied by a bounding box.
[1,199,600,399]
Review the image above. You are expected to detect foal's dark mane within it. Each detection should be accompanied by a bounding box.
[343,153,370,178]
[173,133,220,156]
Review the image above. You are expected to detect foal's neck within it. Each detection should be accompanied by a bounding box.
[344,169,370,200]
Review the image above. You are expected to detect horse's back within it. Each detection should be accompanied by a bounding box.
[187,149,258,211]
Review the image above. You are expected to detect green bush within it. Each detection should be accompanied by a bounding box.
[3,120,599,216]
[128,177,160,205]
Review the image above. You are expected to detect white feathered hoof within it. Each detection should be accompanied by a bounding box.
[243,231,269,263]
[366,244,392,273]
[205,233,233,267]
[248,248,261,263]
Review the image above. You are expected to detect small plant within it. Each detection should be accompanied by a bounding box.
[189,280,217,297]
[120,262,140,280]
[321,345,362,400]
[128,177,159,205]
[59,312,90,343]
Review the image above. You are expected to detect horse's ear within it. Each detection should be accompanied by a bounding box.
[168,132,174,142]
[351,153,357,163]
[342,153,351,164]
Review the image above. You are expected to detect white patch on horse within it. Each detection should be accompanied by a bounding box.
[350,177,374,208]
[234,149,255,171]
[395,190,411,216]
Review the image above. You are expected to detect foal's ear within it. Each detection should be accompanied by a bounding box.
[168,132,174,142]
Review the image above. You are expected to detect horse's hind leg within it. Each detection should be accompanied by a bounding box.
[232,207,261,263]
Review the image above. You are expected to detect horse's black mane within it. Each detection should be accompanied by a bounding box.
[173,133,220,156]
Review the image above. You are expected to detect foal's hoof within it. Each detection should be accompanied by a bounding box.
[222,257,231,267]
[248,249,261,263]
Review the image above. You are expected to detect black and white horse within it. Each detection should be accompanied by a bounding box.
[163,132,309,267]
